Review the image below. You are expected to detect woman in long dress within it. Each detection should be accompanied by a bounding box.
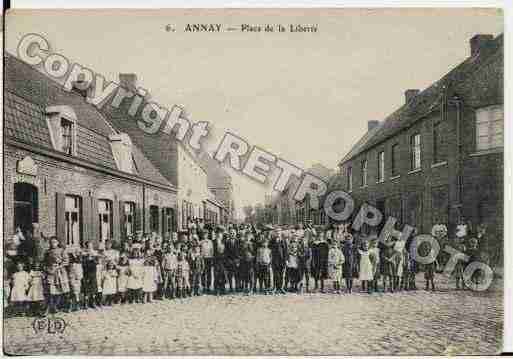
[358,241,373,293]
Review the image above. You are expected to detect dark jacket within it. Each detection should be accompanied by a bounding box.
[270,238,288,267]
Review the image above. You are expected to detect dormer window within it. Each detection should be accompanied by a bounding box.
[109,133,133,173]
[61,118,73,155]
[46,105,77,155]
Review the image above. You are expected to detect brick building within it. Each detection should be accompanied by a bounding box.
[101,74,234,230]
[334,34,503,254]
[4,54,178,247]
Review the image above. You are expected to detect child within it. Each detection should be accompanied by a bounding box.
[176,251,190,298]
[68,254,84,311]
[189,244,204,296]
[240,233,255,295]
[256,240,271,294]
[368,239,380,293]
[46,260,62,313]
[117,254,130,304]
[27,261,46,316]
[328,242,345,294]
[10,262,30,316]
[142,257,158,303]
[358,241,373,294]
[342,233,355,293]
[286,241,300,292]
[102,261,118,305]
[127,249,144,303]
[82,248,98,309]
[96,256,105,307]
[161,245,178,299]
[299,235,312,293]
[382,241,396,292]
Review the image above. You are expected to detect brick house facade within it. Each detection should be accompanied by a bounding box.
[334,34,503,259]
[4,54,178,248]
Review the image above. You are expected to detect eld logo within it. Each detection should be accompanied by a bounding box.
[32,317,67,334]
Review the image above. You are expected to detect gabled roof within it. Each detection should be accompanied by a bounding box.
[4,53,175,190]
[340,34,503,165]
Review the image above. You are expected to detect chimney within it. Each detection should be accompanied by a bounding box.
[368,120,379,131]
[71,80,90,98]
[119,73,137,92]
[405,89,420,104]
[470,34,494,56]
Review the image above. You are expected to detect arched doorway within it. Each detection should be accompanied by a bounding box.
[14,182,38,237]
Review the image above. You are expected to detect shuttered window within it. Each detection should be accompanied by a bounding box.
[476,105,503,151]
[98,199,113,241]
[65,195,82,247]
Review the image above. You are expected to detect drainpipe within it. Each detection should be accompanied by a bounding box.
[449,94,463,220]
[142,183,146,233]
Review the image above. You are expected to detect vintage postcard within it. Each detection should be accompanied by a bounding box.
[2,8,505,355]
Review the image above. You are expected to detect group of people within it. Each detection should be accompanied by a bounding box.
[4,219,489,317]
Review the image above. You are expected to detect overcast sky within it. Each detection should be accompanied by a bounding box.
[5,8,503,218]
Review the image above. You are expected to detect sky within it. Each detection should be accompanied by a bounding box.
[5,8,503,218]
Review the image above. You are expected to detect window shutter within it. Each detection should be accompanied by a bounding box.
[112,199,120,244]
[82,195,92,247]
[55,192,66,247]
[162,208,168,238]
[119,200,125,242]
[91,198,99,247]
[135,203,142,233]
[145,206,150,233]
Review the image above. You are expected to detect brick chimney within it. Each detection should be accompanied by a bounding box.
[405,89,420,104]
[119,73,137,92]
[470,34,494,56]
[71,80,90,98]
[368,120,379,131]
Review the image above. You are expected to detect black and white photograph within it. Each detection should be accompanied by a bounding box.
[1,6,509,355]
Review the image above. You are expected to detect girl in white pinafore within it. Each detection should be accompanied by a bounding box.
[358,241,374,293]
[10,262,30,315]
[127,249,144,303]
[27,262,46,316]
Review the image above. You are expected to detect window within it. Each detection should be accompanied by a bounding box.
[124,202,136,237]
[378,151,385,182]
[163,207,175,236]
[149,205,159,232]
[98,199,113,241]
[347,166,353,191]
[410,133,421,170]
[61,118,73,155]
[433,121,447,163]
[476,105,503,151]
[361,159,368,187]
[391,144,399,176]
[65,195,82,247]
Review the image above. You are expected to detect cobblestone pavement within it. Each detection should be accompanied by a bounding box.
[3,274,503,355]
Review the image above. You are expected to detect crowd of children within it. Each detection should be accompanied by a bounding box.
[4,219,490,317]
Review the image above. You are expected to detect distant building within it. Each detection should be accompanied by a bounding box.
[336,34,503,248]
[271,163,334,226]
[4,54,178,246]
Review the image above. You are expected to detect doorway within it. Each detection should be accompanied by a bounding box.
[14,182,39,237]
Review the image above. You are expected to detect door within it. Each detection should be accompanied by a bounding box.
[14,183,38,237]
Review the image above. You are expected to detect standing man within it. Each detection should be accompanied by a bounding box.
[213,226,227,295]
[200,230,214,293]
[270,228,288,294]
[225,228,241,292]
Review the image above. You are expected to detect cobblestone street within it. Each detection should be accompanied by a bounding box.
[3,275,503,355]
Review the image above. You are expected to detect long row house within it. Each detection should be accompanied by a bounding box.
[267,33,503,264]
[333,33,503,260]
[4,53,235,249]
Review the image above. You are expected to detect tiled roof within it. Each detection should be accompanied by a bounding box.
[4,92,53,149]
[4,53,114,137]
[4,54,175,189]
[340,34,503,164]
